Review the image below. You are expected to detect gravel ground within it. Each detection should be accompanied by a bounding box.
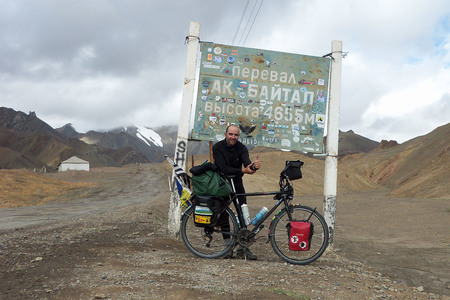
[0,164,447,299]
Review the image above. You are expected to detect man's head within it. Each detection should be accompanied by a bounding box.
[225,125,240,147]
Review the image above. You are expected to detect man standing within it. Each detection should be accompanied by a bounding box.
[212,124,261,260]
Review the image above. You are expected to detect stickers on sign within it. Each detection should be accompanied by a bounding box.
[210,113,217,122]
[281,139,291,147]
[301,87,307,93]
[239,92,246,98]
[316,114,325,128]
[300,70,307,76]
[213,56,223,63]
[318,79,325,86]
[227,57,235,64]
[244,57,250,62]
[203,63,220,69]
[215,96,221,101]
[201,96,207,101]
[260,100,266,106]
[248,99,253,104]
[207,47,213,53]
[317,91,326,103]
[202,81,210,88]
[231,49,238,55]
[238,81,248,89]
[214,47,222,55]
[207,53,213,61]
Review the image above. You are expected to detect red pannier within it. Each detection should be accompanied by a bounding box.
[289,221,313,251]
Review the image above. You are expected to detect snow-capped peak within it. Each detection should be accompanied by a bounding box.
[136,125,163,147]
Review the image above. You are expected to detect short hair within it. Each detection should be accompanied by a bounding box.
[225,124,239,134]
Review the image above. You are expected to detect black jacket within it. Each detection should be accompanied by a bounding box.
[212,139,252,177]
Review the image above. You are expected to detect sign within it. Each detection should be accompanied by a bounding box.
[192,42,330,153]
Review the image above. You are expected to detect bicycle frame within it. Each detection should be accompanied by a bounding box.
[225,176,296,240]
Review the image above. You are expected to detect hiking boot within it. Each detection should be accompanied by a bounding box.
[236,247,257,260]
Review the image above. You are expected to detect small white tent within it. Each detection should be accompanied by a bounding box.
[58,156,90,172]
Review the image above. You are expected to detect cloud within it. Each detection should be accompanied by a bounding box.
[0,0,449,143]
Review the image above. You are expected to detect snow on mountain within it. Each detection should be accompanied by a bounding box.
[136,125,163,147]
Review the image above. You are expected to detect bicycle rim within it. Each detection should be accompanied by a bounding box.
[180,206,238,259]
[269,205,329,265]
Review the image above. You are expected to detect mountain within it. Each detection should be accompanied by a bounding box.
[0,108,149,169]
[337,130,379,155]
[341,123,450,198]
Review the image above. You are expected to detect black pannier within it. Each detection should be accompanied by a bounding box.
[192,195,227,227]
[283,160,304,180]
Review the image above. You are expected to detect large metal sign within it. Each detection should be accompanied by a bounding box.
[192,42,330,153]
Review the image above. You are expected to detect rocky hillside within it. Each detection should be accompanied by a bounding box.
[0,108,149,169]
[341,123,450,198]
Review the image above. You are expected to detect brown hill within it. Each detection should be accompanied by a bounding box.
[341,123,450,198]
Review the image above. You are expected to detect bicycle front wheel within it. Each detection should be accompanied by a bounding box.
[180,206,239,259]
[269,205,329,265]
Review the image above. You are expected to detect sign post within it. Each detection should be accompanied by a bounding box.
[168,22,200,237]
[323,40,343,248]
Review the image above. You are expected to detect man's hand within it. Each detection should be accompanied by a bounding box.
[243,156,261,175]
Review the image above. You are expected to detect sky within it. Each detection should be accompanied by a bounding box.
[1,0,449,143]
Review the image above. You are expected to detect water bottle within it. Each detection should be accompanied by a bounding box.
[251,207,268,225]
[241,204,251,225]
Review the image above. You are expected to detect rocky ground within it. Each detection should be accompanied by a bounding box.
[0,163,448,299]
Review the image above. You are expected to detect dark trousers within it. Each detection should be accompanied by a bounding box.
[219,177,246,240]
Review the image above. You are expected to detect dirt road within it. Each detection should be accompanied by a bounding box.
[0,164,448,299]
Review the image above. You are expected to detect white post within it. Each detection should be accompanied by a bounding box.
[167,22,200,238]
[323,40,342,248]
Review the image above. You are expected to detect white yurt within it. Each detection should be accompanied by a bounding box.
[58,156,90,172]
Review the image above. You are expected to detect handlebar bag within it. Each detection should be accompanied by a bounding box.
[288,221,314,251]
[284,160,304,180]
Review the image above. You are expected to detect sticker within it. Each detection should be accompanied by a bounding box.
[231,49,238,55]
[260,99,266,106]
[244,57,250,62]
[207,53,213,61]
[209,113,217,122]
[317,91,326,103]
[316,114,325,128]
[215,96,221,101]
[291,236,299,244]
[227,56,235,64]
[214,47,222,55]
[300,70,307,76]
[318,79,325,86]
[202,62,220,69]
[238,81,248,89]
[299,80,315,85]
[239,92,246,98]
[207,47,213,53]
[213,56,223,63]
[248,99,253,104]
[300,87,307,93]
[202,81,210,88]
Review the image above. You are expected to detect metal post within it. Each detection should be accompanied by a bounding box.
[168,22,200,238]
[323,40,342,248]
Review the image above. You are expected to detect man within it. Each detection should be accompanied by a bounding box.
[212,124,261,260]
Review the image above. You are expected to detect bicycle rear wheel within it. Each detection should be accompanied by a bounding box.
[180,206,239,259]
[269,205,329,265]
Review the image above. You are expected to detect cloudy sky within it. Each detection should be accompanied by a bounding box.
[1,0,449,143]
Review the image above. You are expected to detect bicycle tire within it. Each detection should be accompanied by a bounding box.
[269,205,329,265]
[180,205,239,259]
